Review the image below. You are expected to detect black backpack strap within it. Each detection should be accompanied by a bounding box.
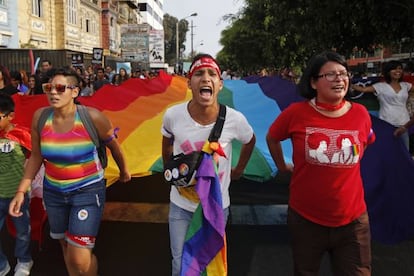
[77,105,99,147]
[208,104,226,142]
[78,105,108,168]
[37,107,53,135]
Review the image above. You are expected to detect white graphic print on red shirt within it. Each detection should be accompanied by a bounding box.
[305,127,360,167]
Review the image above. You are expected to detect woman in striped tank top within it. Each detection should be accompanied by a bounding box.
[9,67,131,276]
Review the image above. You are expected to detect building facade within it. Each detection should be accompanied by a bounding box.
[137,0,164,31]
[0,0,164,70]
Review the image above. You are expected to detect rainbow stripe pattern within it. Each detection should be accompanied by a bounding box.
[41,111,103,192]
[10,72,414,245]
[181,153,227,276]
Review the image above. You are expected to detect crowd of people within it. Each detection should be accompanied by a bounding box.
[0,60,161,98]
[218,67,299,82]
[0,51,413,276]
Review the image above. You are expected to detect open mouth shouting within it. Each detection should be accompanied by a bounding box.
[199,86,213,100]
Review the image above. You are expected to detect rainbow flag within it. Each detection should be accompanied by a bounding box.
[10,71,414,244]
[181,153,227,276]
[12,71,192,185]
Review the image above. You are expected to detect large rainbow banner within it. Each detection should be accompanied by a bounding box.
[11,71,414,245]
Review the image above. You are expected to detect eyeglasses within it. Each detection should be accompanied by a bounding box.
[42,83,77,94]
[317,71,350,82]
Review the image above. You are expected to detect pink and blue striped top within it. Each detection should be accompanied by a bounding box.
[40,109,104,192]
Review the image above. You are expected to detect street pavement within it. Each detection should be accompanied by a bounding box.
[1,174,414,275]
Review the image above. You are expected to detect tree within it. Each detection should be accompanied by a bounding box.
[163,14,191,66]
[163,14,176,65]
[217,0,414,73]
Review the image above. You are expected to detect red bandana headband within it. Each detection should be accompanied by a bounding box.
[188,57,221,79]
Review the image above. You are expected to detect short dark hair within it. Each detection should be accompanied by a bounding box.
[10,70,22,82]
[0,93,14,113]
[382,60,403,83]
[41,59,52,65]
[96,67,105,74]
[52,67,81,86]
[298,51,349,99]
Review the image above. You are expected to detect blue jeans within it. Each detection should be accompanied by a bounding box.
[168,202,229,276]
[0,195,31,269]
[43,180,106,248]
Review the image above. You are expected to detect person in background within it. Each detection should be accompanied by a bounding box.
[118,67,129,84]
[39,67,57,88]
[10,70,28,94]
[161,53,256,275]
[39,59,53,81]
[352,60,414,150]
[259,68,269,77]
[0,93,33,276]
[394,111,414,140]
[140,69,148,79]
[105,66,115,83]
[132,69,141,79]
[111,74,121,86]
[92,68,110,92]
[27,74,43,95]
[86,65,95,83]
[267,51,375,275]
[40,60,52,73]
[74,67,86,79]
[0,65,19,96]
[221,69,232,80]
[79,77,93,97]
[19,70,29,88]
[403,61,414,155]
[9,67,131,276]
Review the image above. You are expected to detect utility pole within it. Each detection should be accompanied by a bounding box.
[175,20,179,73]
[175,13,197,74]
[190,20,195,59]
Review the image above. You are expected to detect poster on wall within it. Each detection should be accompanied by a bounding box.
[71,53,84,68]
[149,30,164,64]
[116,62,131,74]
[92,48,104,67]
[120,24,149,63]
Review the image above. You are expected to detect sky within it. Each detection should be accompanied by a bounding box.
[163,0,245,58]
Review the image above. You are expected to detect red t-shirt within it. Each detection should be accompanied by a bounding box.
[268,101,375,227]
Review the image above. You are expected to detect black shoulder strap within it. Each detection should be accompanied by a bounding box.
[37,107,53,135]
[77,105,100,147]
[208,104,226,142]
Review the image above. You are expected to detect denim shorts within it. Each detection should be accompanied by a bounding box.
[43,179,106,248]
